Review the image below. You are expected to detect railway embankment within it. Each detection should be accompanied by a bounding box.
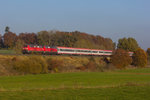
[0,54,149,76]
[0,55,108,76]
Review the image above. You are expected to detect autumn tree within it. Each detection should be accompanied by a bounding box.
[132,48,147,67]
[19,33,37,44]
[117,37,139,52]
[36,30,114,50]
[111,49,132,69]
[3,32,17,49]
[0,34,4,48]
[71,31,114,50]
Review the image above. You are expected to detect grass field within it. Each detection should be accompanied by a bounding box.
[0,68,150,100]
[0,50,15,54]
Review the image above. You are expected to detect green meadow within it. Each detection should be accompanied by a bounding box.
[0,68,150,100]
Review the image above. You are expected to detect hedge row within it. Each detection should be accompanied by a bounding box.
[12,56,106,74]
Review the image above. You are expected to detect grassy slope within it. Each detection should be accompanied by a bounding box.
[0,68,150,100]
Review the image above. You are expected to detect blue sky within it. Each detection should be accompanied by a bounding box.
[0,0,150,49]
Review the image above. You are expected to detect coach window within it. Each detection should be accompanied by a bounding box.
[67,49,74,52]
[76,50,80,52]
[88,51,91,52]
[87,51,91,53]
[81,50,85,52]
[84,50,89,52]
[92,51,98,53]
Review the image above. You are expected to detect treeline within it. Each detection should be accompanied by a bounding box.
[112,37,150,68]
[0,26,114,50]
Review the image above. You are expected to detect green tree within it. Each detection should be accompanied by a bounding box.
[127,37,139,51]
[132,48,147,67]
[37,31,52,45]
[117,37,139,52]
[5,26,10,33]
[111,49,132,69]
[57,33,77,47]
[147,48,150,57]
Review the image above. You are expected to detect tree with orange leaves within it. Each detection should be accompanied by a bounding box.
[111,49,132,69]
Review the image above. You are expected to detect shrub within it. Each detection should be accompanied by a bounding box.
[76,57,105,71]
[77,61,97,71]
[14,39,24,54]
[111,49,132,69]
[13,56,48,74]
[47,58,63,72]
[133,48,147,67]
[85,61,97,70]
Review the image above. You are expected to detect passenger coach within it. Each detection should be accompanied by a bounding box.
[56,47,112,56]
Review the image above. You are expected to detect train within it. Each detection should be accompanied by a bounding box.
[22,44,133,56]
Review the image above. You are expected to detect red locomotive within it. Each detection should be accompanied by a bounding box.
[22,44,57,54]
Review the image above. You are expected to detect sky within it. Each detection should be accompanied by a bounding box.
[0,0,150,49]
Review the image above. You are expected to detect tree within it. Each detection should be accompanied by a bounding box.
[37,31,52,45]
[132,48,147,67]
[127,37,139,51]
[3,32,17,49]
[19,33,37,44]
[14,39,25,54]
[147,48,150,57]
[5,26,10,33]
[111,49,132,69]
[57,33,77,47]
[117,37,139,52]
[36,30,114,49]
[0,34,4,48]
